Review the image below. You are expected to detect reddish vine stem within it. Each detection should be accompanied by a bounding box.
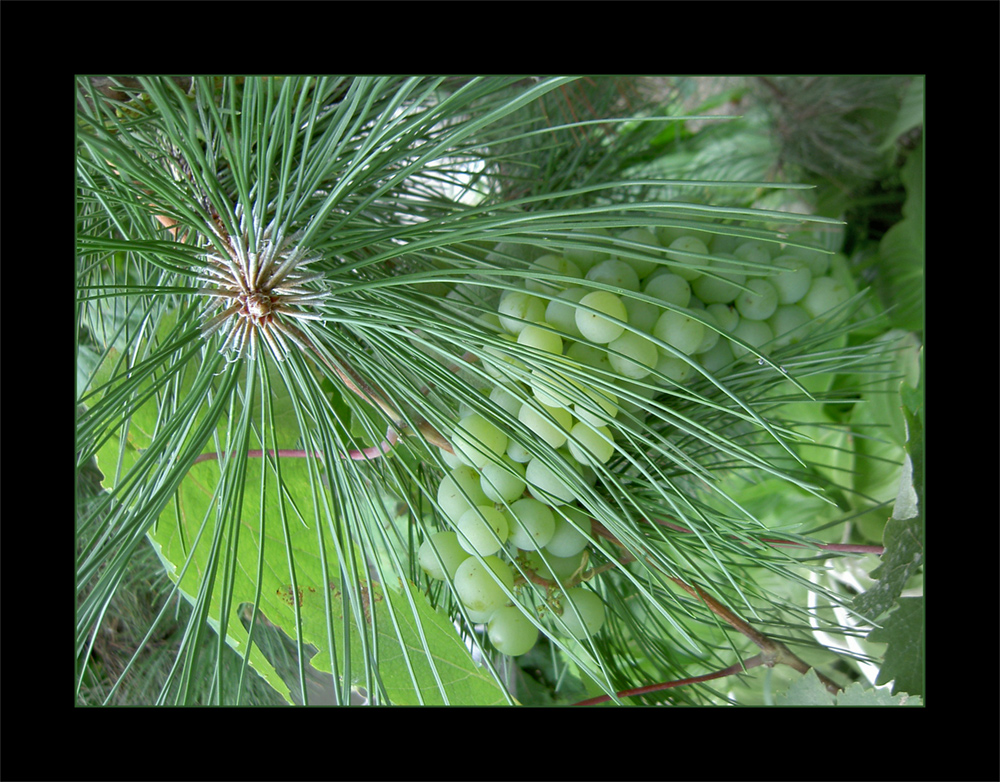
[193,427,399,465]
[573,656,765,706]
[590,520,844,697]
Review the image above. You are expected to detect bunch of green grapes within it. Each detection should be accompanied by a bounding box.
[419,226,852,657]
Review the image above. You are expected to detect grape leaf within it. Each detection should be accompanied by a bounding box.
[866,597,924,697]
[775,668,922,706]
[91,328,511,705]
[853,357,923,620]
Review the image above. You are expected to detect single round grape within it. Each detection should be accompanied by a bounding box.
[480,456,527,504]
[575,291,628,343]
[505,438,533,464]
[417,531,471,581]
[768,304,812,348]
[564,226,612,273]
[558,588,606,640]
[705,302,740,334]
[487,605,539,656]
[480,333,526,381]
[734,278,778,321]
[525,457,577,505]
[545,287,588,339]
[516,323,563,355]
[585,258,640,292]
[801,275,850,318]
[497,290,546,335]
[664,236,710,280]
[524,549,585,584]
[565,341,613,374]
[787,244,831,277]
[437,465,490,523]
[567,421,615,466]
[733,240,773,268]
[525,253,582,295]
[507,497,556,551]
[769,255,813,304]
[529,366,579,409]
[454,555,514,615]
[452,413,508,469]
[456,505,510,556]
[614,227,661,279]
[655,352,696,384]
[691,254,746,304]
[547,505,592,557]
[697,339,734,373]
[488,385,522,419]
[729,318,774,359]
[607,330,658,380]
[643,272,691,308]
[624,295,660,335]
[572,384,618,427]
[517,401,572,450]
[653,309,705,356]
[692,306,720,354]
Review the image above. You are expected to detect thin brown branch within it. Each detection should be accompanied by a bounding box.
[573,655,766,706]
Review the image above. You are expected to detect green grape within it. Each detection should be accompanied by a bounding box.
[697,339,734,373]
[545,286,588,339]
[733,240,773,268]
[564,226,612,272]
[517,401,572,450]
[506,438,533,464]
[525,253,582,295]
[575,291,628,344]
[567,421,615,466]
[524,549,585,583]
[480,333,526,381]
[437,464,490,522]
[705,302,739,334]
[734,278,778,321]
[664,236,710,280]
[454,555,514,615]
[642,272,691,308]
[801,275,850,318]
[653,309,705,356]
[585,258,641,292]
[480,456,527,504]
[455,505,510,556]
[768,304,811,348]
[417,531,471,581]
[655,352,696,384]
[452,413,509,469]
[607,330,658,380]
[516,322,563,355]
[498,289,546,335]
[488,385,522,419]
[507,497,556,550]
[787,244,831,277]
[558,588,606,640]
[547,505,592,557]
[769,255,813,304]
[691,254,746,304]
[614,227,660,279]
[565,341,613,374]
[623,294,660,335]
[487,605,539,656]
[572,384,618,427]
[525,457,577,505]
[729,318,774,359]
[692,306,720,354]
[528,366,579,408]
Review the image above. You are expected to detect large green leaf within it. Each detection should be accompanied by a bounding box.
[89,329,511,705]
